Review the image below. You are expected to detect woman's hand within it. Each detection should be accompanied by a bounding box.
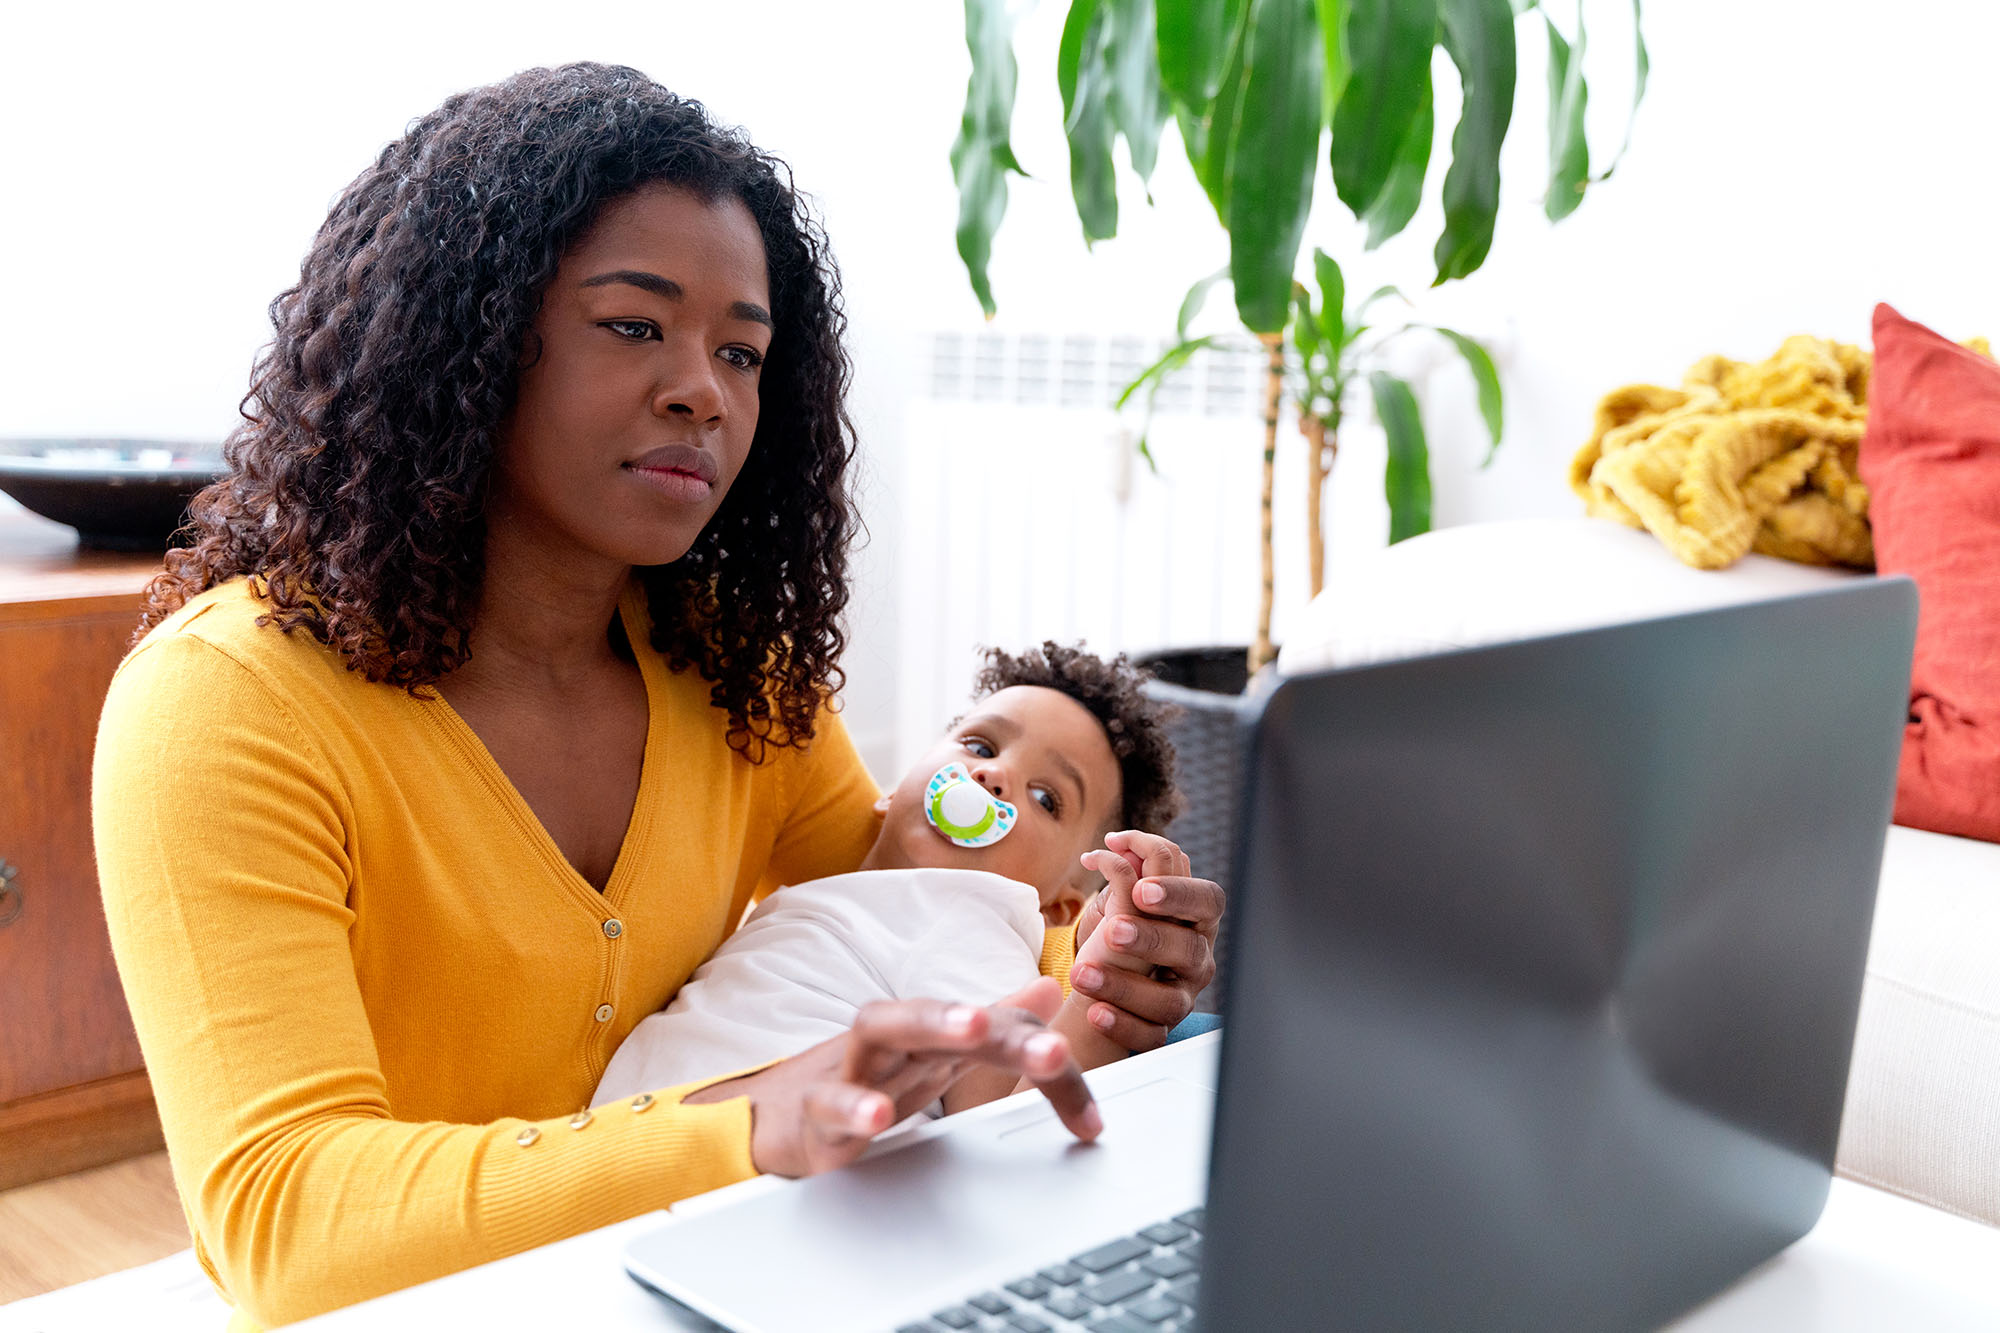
[683,976,1101,1178]
[1074,830,1224,1053]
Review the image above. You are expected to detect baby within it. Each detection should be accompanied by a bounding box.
[593,641,1186,1114]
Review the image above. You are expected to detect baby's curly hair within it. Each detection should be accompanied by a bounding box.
[138,63,856,759]
[972,642,1183,834]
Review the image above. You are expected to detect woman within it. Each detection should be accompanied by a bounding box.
[93,63,1222,1328]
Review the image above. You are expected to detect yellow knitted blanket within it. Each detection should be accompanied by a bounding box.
[1569,335,1875,570]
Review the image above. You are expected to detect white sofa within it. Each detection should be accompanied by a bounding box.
[1279,517,2000,1228]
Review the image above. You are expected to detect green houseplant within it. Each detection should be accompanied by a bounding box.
[950,0,1649,670]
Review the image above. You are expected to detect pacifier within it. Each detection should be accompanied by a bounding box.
[924,762,1017,849]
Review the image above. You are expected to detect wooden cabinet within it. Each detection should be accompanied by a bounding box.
[0,511,163,1190]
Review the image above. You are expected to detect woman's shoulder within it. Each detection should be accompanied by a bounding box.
[115,576,360,711]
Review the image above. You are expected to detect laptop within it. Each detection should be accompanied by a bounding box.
[622,578,1917,1332]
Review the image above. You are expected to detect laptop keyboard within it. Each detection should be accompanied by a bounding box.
[892,1208,1205,1333]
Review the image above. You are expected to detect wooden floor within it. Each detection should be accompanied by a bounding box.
[0,1151,190,1304]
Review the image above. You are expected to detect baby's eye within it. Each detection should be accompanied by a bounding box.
[1032,786,1060,816]
[961,737,994,759]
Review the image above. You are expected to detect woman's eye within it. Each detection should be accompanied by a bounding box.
[1032,786,1060,816]
[603,320,657,341]
[720,345,766,371]
[961,737,994,759]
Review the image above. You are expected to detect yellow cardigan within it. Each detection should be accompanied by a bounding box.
[93,578,1074,1328]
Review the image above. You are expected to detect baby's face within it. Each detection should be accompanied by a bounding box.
[862,685,1123,924]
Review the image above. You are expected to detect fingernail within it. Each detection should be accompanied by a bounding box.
[944,1006,978,1037]
[1073,964,1102,990]
[1137,881,1164,907]
[1090,1005,1115,1031]
[1109,919,1138,947]
[1026,1032,1064,1064]
[1081,1104,1104,1136]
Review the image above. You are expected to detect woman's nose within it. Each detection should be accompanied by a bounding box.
[650,342,725,423]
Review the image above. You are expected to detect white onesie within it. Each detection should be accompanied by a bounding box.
[592,867,1046,1107]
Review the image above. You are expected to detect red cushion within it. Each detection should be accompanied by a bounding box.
[1860,304,2000,842]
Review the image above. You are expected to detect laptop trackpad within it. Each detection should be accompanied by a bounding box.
[626,1076,1214,1333]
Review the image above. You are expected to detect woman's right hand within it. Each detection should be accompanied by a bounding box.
[683,976,1102,1177]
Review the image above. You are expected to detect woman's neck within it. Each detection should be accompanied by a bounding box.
[449,502,635,696]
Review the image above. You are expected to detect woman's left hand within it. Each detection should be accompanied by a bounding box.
[1073,830,1224,1053]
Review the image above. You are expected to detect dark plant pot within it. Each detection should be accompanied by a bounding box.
[1134,646,1258,1016]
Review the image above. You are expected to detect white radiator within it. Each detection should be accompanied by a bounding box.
[893,330,1297,769]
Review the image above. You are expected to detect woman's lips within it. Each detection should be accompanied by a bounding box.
[624,443,719,503]
[626,465,714,503]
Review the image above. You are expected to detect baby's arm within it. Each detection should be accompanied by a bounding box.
[941,850,1143,1114]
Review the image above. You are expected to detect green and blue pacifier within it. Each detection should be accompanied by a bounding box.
[925,762,1017,849]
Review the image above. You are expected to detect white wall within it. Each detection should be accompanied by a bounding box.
[5,0,1997,774]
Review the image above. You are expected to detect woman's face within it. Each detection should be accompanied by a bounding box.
[492,183,772,572]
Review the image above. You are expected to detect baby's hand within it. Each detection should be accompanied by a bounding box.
[1076,846,1150,988]
[1072,832,1220,1052]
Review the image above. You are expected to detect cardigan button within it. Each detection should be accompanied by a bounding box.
[515,1125,541,1147]
[569,1109,594,1131]
[595,1003,614,1023]
[631,1093,656,1113]
[602,919,624,940]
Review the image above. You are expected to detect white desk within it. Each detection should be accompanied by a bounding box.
[288,1038,2000,1332]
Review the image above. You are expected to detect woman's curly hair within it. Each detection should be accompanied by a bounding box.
[140,62,857,758]
[972,642,1184,834]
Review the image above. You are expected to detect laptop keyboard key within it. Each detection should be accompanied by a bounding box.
[1175,1238,1203,1264]
[1136,1221,1190,1246]
[1073,1236,1153,1274]
[1141,1251,1196,1280]
[929,1307,979,1329]
[1125,1294,1184,1323]
[1041,1290,1093,1321]
[895,1325,940,1333]
[967,1292,1011,1316]
[1080,1267,1154,1307]
[1005,1276,1051,1301]
[1172,1208,1205,1231]
[1165,1275,1199,1307]
[1084,1315,1152,1333]
[1004,1314,1052,1333]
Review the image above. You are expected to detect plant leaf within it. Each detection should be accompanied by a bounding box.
[1191,4,1254,218]
[1177,266,1232,341]
[1292,280,1322,361]
[1359,283,1406,314]
[1328,0,1436,219]
[1060,0,1121,242]
[1226,0,1324,334]
[1431,0,1516,284]
[1315,0,1350,127]
[1594,0,1649,182]
[1107,0,1173,182]
[1372,370,1432,542]
[1118,334,1222,462]
[951,0,1030,316]
[1312,247,1345,353]
[1431,325,1504,462]
[1116,334,1221,410]
[1543,11,1589,221]
[1360,74,1432,249]
[1157,0,1248,108]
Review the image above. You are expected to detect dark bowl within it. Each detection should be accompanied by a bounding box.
[0,439,227,551]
